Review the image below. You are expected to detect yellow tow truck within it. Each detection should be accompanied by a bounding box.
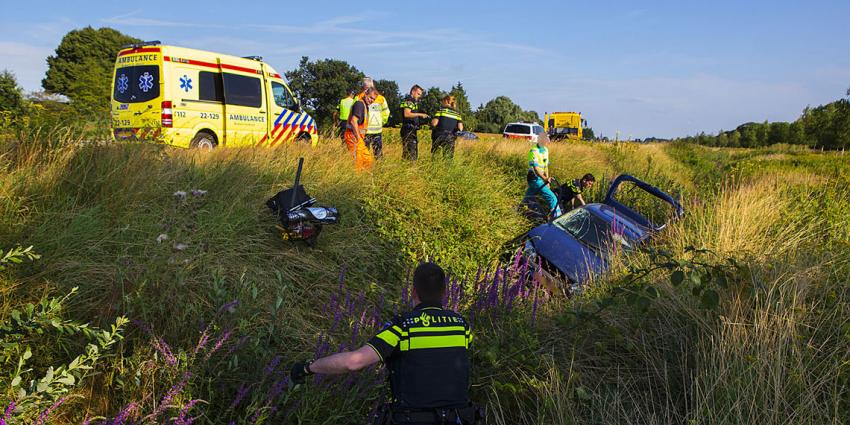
[543,111,584,141]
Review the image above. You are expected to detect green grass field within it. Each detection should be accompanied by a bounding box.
[1,129,848,424]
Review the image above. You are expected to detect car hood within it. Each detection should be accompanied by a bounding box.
[527,223,607,283]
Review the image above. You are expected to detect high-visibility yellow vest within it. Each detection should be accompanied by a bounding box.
[528,145,549,174]
[338,96,355,121]
[357,93,389,135]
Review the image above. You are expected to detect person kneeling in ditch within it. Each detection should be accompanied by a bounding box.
[290,263,483,424]
[525,133,562,219]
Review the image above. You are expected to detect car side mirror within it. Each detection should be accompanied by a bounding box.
[292,99,301,113]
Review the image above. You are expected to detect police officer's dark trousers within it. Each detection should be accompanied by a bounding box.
[431,131,456,158]
[372,404,481,425]
[401,125,419,160]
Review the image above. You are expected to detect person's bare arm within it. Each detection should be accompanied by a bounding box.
[458,122,464,132]
[309,345,380,374]
[348,114,364,143]
[576,194,586,206]
[431,118,439,127]
[403,108,429,119]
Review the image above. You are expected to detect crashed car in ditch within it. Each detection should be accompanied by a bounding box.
[522,174,684,291]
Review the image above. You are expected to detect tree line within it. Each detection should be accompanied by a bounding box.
[0,26,541,134]
[674,89,850,150]
[282,56,541,132]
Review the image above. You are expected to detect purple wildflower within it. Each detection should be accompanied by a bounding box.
[265,376,289,404]
[338,265,347,291]
[264,355,282,375]
[194,330,210,354]
[34,397,66,425]
[153,371,191,417]
[530,259,542,325]
[2,401,15,425]
[222,335,249,358]
[217,300,240,315]
[175,399,201,425]
[318,337,330,358]
[401,285,408,306]
[351,320,361,346]
[487,268,500,308]
[153,337,177,366]
[208,329,233,356]
[131,318,153,334]
[344,293,354,316]
[230,383,251,410]
[108,401,138,425]
[510,247,523,276]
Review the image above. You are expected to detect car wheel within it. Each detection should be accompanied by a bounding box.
[190,131,217,150]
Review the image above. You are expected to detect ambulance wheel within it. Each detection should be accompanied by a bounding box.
[190,131,218,150]
[296,132,312,144]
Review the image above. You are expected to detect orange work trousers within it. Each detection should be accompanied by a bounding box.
[343,129,374,171]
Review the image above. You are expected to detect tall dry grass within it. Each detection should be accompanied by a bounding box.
[1,132,848,424]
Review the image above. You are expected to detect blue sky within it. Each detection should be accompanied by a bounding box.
[1,0,848,138]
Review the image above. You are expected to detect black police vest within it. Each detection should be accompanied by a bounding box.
[367,304,472,409]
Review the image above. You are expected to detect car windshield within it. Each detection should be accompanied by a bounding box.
[553,208,640,252]
[505,124,530,134]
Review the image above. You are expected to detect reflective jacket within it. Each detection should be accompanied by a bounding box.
[338,96,355,121]
[367,302,472,409]
[528,145,549,175]
[357,93,390,134]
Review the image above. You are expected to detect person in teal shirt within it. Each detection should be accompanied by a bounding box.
[524,133,562,218]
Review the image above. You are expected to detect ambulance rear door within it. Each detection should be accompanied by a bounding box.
[111,48,163,140]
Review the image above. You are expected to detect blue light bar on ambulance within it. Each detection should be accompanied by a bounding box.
[120,40,162,50]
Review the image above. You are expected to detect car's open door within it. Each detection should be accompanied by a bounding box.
[603,174,684,231]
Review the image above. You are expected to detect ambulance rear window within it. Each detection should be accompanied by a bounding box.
[114,65,160,103]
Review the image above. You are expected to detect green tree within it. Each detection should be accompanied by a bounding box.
[374,79,401,127]
[285,56,363,127]
[768,122,791,145]
[42,27,139,112]
[0,70,27,114]
[474,96,537,133]
[449,82,477,131]
[582,127,595,140]
[420,86,446,118]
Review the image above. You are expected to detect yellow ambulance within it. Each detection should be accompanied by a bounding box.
[110,41,318,148]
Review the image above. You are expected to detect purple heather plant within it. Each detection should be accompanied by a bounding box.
[230,383,252,410]
[154,337,178,366]
[107,401,139,425]
[1,401,15,425]
[34,397,66,425]
[217,300,240,316]
[174,399,201,425]
[153,371,191,417]
[208,328,233,356]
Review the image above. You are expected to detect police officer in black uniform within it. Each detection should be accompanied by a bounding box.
[430,95,463,158]
[400,85,430,161]
[290,263,480,424]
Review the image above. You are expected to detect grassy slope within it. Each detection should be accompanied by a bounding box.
[1,132,848,424]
